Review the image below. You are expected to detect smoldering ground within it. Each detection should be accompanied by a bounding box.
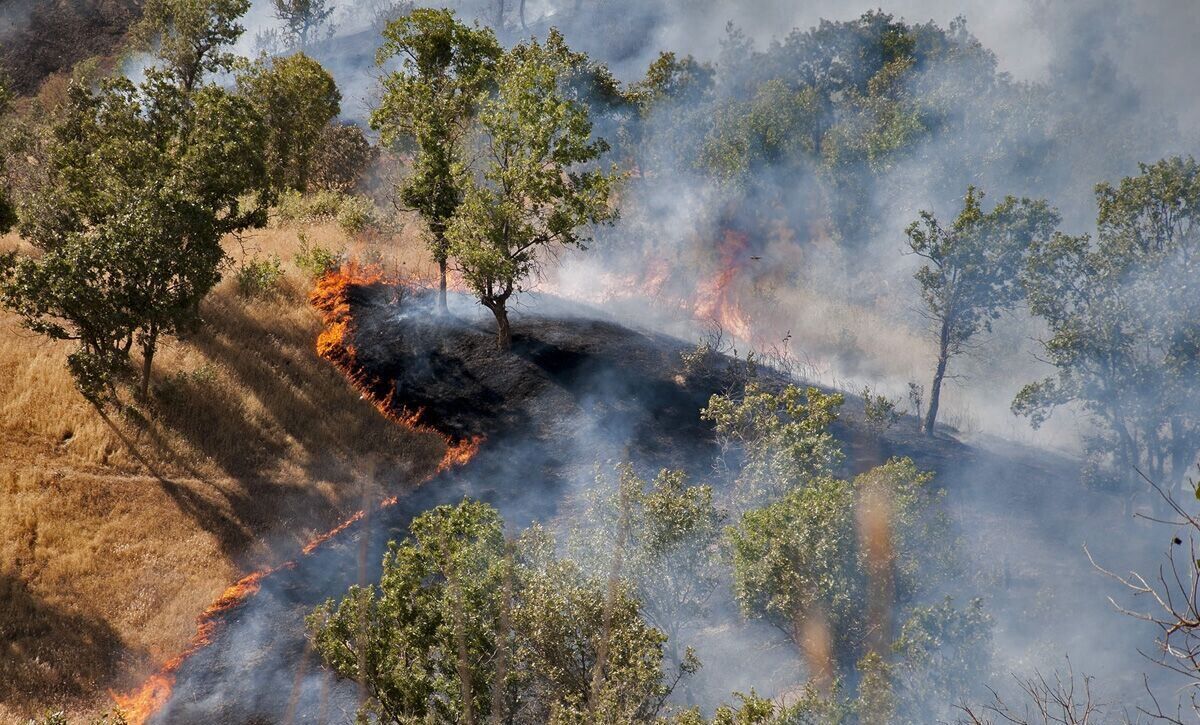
[128,0,1200,719]
[144,282,1178,721]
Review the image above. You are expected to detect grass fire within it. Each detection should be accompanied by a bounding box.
[3,2,1200,724]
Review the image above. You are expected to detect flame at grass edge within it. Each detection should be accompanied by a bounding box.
[112,265,483,724]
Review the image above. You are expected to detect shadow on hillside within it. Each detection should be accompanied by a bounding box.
[0,573,136,714]
[141,291,442,562]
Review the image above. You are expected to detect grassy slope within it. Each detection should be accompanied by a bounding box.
[0,220,444,721]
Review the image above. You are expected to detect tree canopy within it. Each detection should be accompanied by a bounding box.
[1016,156,1200,485]
[238,52,341,193]
[133,0,251,92]
[372,8,501,311]
[447,32,620,349]
[0,72,269,401]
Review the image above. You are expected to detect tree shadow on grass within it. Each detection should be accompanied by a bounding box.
[0,572,140,716]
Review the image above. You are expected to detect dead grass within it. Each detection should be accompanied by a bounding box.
[0,219,442,721]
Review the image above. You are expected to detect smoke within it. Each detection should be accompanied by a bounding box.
[120,1,1200,719]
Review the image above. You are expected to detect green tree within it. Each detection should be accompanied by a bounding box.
[272,0,335,48]
[513,526,683,723]
[701,382,845,507]
[569,464,722,672]
[238,52,341,192]
[133,0,251,92]
[727,458,944,676]
[371,8,500,312]
[905,187,1058,435]
[309,501,690,724]
[0,73,268,402]
[1016,156,1200,485]
[309,500,506,723]
[446,33,620,349]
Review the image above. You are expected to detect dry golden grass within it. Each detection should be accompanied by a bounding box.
[0,219,443,721]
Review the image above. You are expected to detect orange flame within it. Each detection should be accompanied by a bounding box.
[692,230,755,342]
[114,264,483,723]
[110,568,283,723]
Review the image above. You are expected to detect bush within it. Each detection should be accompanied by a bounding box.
[275,189,379,237]
[294,231,342,280]
[235,255,284,298]
[275,189,343,225]
[335,194,377,236]
[861,385,901,434]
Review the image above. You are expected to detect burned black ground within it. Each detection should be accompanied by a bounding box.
[153,285,1150,723]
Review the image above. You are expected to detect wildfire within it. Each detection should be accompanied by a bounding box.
[113,264,483,723]
[691,230,755,341]
[111,569,280,723]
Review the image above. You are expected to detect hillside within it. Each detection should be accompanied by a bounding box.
[0,221,447,722]
[0,0,140,95]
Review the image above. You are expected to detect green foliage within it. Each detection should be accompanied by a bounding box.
[293,231,342,280]
[309,500,507,723]
[0,72,269,402]
[276,189,377,236]
[861,385,901,434]
[238,52,341,192]
[235,255,284,298]
[569,464,723,671]
[372,8,500,308]
[727,458,945,674]
[309,500,688,724]
[334,193,378,236]
[276,188,342,223]
[1016,156,1200,484]
[630,52,714,112]
[702,382,844,506]
[891,597,992,722]
[906,186,1058,434]
[134,0,251,92]
[310,122,375,192]
[700,80,822,185]
[446,32,620,348]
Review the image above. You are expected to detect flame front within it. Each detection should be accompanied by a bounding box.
[111,570,273,723]
[113,265,482,723]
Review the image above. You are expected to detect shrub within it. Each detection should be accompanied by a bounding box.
[294,231,342,280]
[335,194,377,236]
[275,189,343,225]
[235,255,284,298]
[861,385,901,434]
[275,189,379,237]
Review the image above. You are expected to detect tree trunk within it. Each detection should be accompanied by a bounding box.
[140,328,157,400]
[438,258,449,313]
[452,575,474,725]
[490,302,511,350]
[923,321,951,436]
[489,544,513,725]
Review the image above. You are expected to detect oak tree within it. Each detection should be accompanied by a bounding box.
[371,8,500,311]
[1016,156,1200,485]
[238,52,341,192]
[133,0,251,92]
[447,33,619,349]
[905,187,1058,435]
[0,73,269,402]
